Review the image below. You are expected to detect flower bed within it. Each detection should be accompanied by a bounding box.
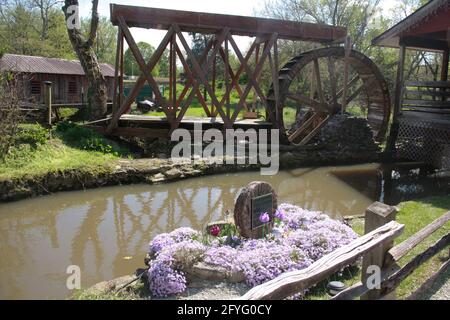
[146,203,358,298]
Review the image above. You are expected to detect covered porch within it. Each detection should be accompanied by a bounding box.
[373,0,450,168]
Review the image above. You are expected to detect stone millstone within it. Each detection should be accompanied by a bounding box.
[234,181,277,239]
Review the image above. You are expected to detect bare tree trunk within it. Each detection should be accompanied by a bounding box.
[62,0,107,120]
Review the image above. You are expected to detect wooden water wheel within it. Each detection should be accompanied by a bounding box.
[267,47,391,145]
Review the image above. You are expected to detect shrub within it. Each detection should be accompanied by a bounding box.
[0,72,24,161]
[55,121,126,156]
[16,124,48,147]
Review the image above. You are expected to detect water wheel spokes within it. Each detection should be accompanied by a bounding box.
[268,47,391,145]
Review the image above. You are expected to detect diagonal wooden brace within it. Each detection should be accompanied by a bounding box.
[107,24,174,133]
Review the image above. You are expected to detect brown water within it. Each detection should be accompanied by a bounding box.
[0,163,449,299]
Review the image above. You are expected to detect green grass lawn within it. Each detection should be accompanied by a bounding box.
[141,84,264,120]
[342,196,450,300]
[0,123,126,180]
[393,196,450,298]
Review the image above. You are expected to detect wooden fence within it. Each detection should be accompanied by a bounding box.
[241,201,450,300]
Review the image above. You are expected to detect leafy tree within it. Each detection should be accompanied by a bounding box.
[158,49,170,78]
[63,0,107,120]
[123,41,158,77]
[30,0,60,41]
[0,0,74,58]
[82,16,117,65]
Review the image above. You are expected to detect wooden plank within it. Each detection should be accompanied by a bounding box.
[405,81,450,89]
[288,112,322,143]
[298,115,330,146]
[218,47,249,112]
[240,221,404,300]
[110,4,346,42]
[313,58,325,105]
[403,99,450,108]
[441,49,449,82]
[386,45,406,154]
[381,232,450,297]
[386,211,450,264]
[401,106,450,114]
[175,38,214,114]
[405,90,450,98]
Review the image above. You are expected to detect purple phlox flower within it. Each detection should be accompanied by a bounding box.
[259,212,270,223]
[274,209,285,221]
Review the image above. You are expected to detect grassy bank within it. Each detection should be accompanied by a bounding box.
[344,196,450,299]
[0,123,128,181]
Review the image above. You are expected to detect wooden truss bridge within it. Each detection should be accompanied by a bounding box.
[88,4,391,145]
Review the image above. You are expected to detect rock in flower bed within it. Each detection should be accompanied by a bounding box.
[145,203,358,298]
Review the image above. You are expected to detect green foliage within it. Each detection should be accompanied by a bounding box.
[0,122,123,180]
[81,16,117,65]
[55,121,128,156]
[15,124,49,147]
[0,3,75,59]
[124,42,159,77]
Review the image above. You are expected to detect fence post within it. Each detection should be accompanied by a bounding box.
[44,81,52,127]
[361,201,398,300]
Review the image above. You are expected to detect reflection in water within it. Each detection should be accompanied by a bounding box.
[0,163,449,299]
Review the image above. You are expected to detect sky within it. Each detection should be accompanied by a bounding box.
[78,0,264,50]
[77,0,398,51]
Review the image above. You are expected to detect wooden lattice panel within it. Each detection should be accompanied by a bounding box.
[396,119,450,168]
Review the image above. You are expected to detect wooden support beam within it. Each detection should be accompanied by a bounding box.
[175,38,214,114]
[441,49,449,82]
[107,25,174,133]
[229,33,278,123]
[173,41,212,124]
[361,202,398,300]
[110,4,346,42]
[341,36,352,113]
[386,45,406,155]
[218,47,249,112]
[112,26,122,117]
[119,31,124,112]
[173,24,232,127]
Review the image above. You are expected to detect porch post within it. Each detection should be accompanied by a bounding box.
[386,44,406,158]
[441,49,449,82]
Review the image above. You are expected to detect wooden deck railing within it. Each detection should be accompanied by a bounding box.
[401,81,450,116]
[240,202,450,300]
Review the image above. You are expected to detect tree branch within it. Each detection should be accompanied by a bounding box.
[85,0,98,47]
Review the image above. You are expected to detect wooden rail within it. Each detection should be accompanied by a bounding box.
[240,202,450,300]
[241,220,404,300]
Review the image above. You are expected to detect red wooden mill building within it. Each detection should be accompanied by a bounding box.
[373,0,450,168]
[0,53,115,107]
